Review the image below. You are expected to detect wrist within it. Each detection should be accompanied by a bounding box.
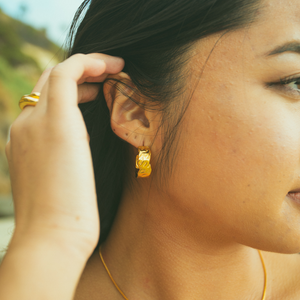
[1,233,89,300]
[8,231,93,264]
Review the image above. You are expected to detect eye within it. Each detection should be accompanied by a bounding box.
[285,79,300,92]
[268,76,300,99]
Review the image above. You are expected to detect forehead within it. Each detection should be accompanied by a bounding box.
[258,0,300,25]
[188,0,300,75]
[249,0,300,54]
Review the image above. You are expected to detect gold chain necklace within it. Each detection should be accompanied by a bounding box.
[99,246,267,300]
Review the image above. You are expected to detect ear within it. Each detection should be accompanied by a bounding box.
[103,72,162,150]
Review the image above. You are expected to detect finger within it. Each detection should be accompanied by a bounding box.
[32,67,54,94]
[78,83,101,104]
[46,54,106,115]
[34,54,123,112]
[19,67,54,114]
[85,73,108,83]
[35,55,123,86]
[32,54,123,90]
[14,69,52,118]
[14,101,37,125]
[33,81,101,115]
[86,53,124,74]
[75,53,124,83]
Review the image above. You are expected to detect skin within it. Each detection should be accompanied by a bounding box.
[72,0,300,299]
[2,53,125,300]
[3,0,300,300]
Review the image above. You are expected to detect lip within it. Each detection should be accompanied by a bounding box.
[287,192,300,205]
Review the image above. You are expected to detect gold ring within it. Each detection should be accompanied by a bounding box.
[19,92,41,110]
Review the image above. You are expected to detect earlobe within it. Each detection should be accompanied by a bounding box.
[103,72,155,149]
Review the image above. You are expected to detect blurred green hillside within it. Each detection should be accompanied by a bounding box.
[0,8,66,195]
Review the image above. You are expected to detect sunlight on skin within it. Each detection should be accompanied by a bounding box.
[76,1,300,300]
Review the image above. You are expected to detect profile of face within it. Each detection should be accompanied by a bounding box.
[104,0,300,254]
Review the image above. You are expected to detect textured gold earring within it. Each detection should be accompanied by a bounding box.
[135,146,152,178]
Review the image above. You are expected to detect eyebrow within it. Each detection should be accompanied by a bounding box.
[267,42,300,56]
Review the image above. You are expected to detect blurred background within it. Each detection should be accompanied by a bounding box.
[0,0,84,262]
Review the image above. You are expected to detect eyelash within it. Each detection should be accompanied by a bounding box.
[268,76,300,99]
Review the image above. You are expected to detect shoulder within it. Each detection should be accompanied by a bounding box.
[261,251,300,300]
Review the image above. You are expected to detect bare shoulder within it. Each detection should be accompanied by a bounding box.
[261,251,300,300]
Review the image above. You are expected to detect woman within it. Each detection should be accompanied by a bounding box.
[1,0,300,299]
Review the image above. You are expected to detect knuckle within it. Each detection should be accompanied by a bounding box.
[9,122,21,138]
[50,64,65,78]
[72,53,86,60]
[49,53,88,80]
[10,118,34,138]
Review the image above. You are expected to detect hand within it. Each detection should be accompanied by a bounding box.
[5,53,124,258]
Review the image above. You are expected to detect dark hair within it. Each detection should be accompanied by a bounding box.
[65,0,261,247]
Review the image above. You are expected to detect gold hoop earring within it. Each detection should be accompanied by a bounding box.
[135,146,152,178]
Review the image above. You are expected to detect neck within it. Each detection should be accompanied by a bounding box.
[101,182,265,300]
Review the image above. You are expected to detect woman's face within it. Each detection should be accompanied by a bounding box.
[167,0,300,253]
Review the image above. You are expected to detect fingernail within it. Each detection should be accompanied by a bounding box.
[113,56,124,63]
[97,59,106,68]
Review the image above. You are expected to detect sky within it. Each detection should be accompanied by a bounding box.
[0,0,85,47]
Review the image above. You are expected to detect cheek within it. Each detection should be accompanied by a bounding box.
[169,80,300,240]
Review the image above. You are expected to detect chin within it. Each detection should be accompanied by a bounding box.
[246,234,300,254]
[235,222,300,254]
